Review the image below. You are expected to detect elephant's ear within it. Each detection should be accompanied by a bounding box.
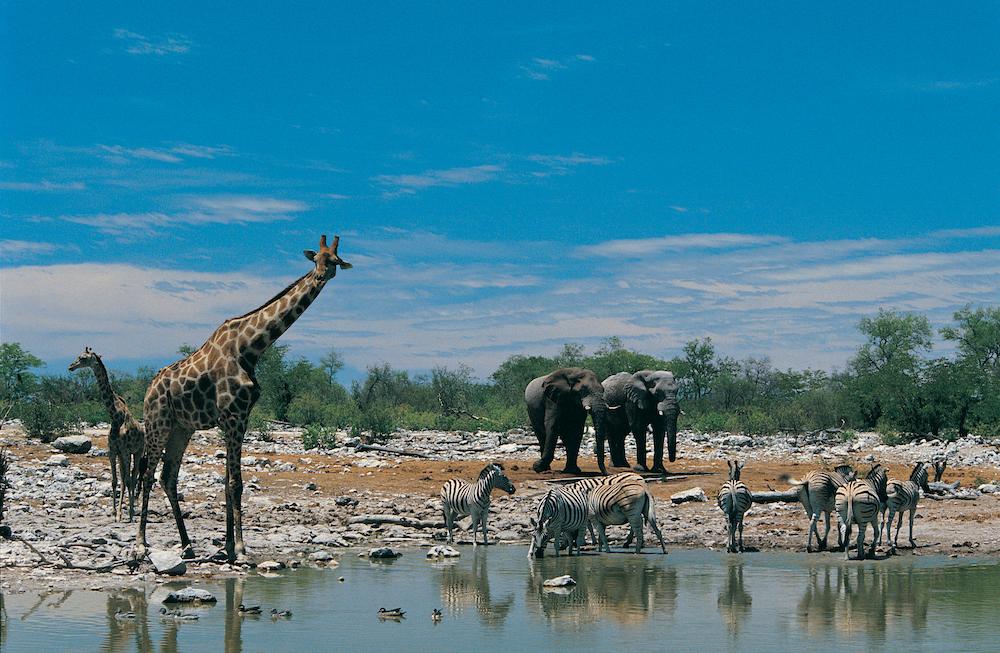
[542,373,571,402]
[625,376,651,411]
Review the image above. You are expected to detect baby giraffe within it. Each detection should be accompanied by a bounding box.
[69,347,144,521]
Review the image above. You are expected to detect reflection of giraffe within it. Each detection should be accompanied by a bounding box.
[136,235,351,562]
[69,348,144,521]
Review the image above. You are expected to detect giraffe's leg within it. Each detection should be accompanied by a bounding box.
[160,429,195,559]
[135,450,159,560]
[118,450,132,523]
[109,447,121,522]
[222,415,249,562]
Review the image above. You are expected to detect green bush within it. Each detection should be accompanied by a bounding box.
[691,411,733,433]
[770,403,806,433]
[839,429,857,442]
[247,409,275,442]
[66,400,109,427]
[20,400,75,442]
[350,405,397,442]
[301,424,337,450]
[877,420,904,446]
[743,409,778,437]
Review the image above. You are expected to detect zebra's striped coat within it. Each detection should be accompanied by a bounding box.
[440,463,515,545]
[528,485,591,557]
[835,466,887,561]
[885,462,929,552]
[588,472,667,554]
[717,460,753,553]
[791,464,855,552]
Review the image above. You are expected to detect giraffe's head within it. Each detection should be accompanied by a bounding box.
[68,346,100,372]
[304,234,352,280]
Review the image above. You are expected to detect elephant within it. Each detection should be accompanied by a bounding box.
[524,367,611,475]
[602,370,680,473]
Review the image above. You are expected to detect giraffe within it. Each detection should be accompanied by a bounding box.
[68,347,145,521]
[136,234,351,562]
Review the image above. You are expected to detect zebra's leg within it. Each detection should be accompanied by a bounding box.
[738,518,745,553]
[806,512,818,552]
[648,513,667,554]
[893,512,903,550]
[553,530,561,557]
[443,507,453,543]
[629,515,644,553]
[842,521,853,561]
[820,511,831,551]
[856,523,866,561]
[907,508,916,548]
[867,522,878,558]
[482,507,490,545]
[595,521,609,552]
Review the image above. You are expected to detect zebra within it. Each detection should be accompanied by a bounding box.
[790,464,856,552]
[717,460,753,553]
[441,463,516,545]
[527,484,591,558]
[588,472,667,554]
[863,463,889,545]
[835,464,887,560]
[884,461,930,553]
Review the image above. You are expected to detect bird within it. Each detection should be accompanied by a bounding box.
[238,604,262,615]
[431,608,442,622]
[159,607,181,617]
[270,608,292,619]
[114,609,136,620]
[159,607,199,620]
[378,607,406,619]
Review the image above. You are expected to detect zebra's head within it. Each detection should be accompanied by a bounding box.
[911,461,930,492]
[527,490,557,558]
[834,464,856,482]
[480,462,515,494]
[727,459,744,481]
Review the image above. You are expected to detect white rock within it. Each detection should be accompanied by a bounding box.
[426,545,461,559]
[163,587,216,603]
[45,454,69,467]
[671,487,708,504]
[542,574,577,587]
[977,484,999,494]
[310,551,335,562]
[52,435,92,454]
[257,560,285,571]
[722,435,753,447]
[149,550,187,576]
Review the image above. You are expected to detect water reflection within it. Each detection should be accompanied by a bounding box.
[527,555,678,628]
[717,559,751,636]
[796,564,930,638]
[435,548,514,627]
[103,588,152,653]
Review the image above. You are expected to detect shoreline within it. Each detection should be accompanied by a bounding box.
[2,424,999,592]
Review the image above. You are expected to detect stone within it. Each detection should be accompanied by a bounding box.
[365,547,401,559]
[542,574,577,587]
[671,487,708,504]
[305,482,318,491]
[45,454,69,467]
[52,435,92,454]
[722,435,753,448]
[426,545,461,559]
[257,560,286,571]
[335,496,359,507]
[310,550,335,562]
[149,550,187,576]
[162,587,216,603]
[977,484,999,494]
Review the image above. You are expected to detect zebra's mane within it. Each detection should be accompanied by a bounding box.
[478,462,503,480]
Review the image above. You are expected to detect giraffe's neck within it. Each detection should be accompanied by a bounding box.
[90,357,118,415]
[236,270,328,365]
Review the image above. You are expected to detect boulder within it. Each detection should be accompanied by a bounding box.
[365,547,401,559]
[671,487,708,504]
[257,560,286,571]
[426,545,461,559]
[162,588,216,604]
[309,550,335,562]
[149,550,187,576]
[722,435,753,448]
[45,454,70,467]
[52,435,92,454]
[542,575,577,587]
[977,484,999,494]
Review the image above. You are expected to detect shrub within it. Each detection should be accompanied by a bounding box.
[744,409,778,437]
[839,429,857,442]
[66,400,109,427]
[287,394,358,429]
[691,411,733,434]
[350,405,397,443]
[301,424,337,450]
[247,410,275,442]
[20,400,75,442]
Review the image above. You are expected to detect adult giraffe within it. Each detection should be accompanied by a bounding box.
[136,235,351,563]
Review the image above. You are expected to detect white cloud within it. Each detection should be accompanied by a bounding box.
[520,53,595,81]
[114,29,192,56]
[97,143,233,164]
[374,164,504,194]
[0,240,58,258]
[576,233,789,257]
[0,181,86,191]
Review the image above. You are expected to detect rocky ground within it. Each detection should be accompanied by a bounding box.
[2,422,999,594]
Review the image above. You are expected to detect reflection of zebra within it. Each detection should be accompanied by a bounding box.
[716,460,753,553]
[835,465,887,560]
[885,462,929,553]
[528,485,590,557]
[589,472,667,553]
[790,464,855,552]
[441,463,516,545]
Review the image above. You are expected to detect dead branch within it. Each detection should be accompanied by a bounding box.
[347,514,444,529]
[355,443,431,458]
[751,489,801,504]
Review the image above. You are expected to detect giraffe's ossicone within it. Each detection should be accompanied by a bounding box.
[136,234,351,562]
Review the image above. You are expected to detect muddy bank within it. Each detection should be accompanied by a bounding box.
[2,423,999,593]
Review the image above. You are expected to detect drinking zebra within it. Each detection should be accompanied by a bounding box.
[716,460,753,553]
[884,461,930,553]
[835,464,887,561]
[527,484,591,558]
[864,463,889,545]
[589,472,667,554]
[790,464,856,552]
[441,463,516,545]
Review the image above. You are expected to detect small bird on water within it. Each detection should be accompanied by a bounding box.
[238,604,262,615]
[114,609,136,620]
[159,608,199,621]
[378,607,406,619]
[271,608,293,619]
[431,608,442,623]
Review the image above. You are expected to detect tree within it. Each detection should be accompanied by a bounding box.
[941,306,1000,436]
[432,364,481,420]
[0,342,44,405]
[320,347,345,384]
[682,337,717,401]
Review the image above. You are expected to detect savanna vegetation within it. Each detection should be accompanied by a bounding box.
[1,306,998,444]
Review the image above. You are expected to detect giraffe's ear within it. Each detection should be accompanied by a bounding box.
[304,250,318,262]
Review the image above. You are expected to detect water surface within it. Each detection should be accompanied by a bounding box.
[2,548,997,652]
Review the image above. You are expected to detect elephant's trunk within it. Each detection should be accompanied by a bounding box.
[585,396,609,475]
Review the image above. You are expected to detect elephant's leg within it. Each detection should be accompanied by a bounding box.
[561,416,585,475]
[533,413,560,472]
[650,424,666,474]
[632,424,649,472]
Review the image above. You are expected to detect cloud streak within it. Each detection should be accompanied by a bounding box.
[114,29,192,56]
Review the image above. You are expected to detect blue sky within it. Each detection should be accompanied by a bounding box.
[2,2,999,380]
